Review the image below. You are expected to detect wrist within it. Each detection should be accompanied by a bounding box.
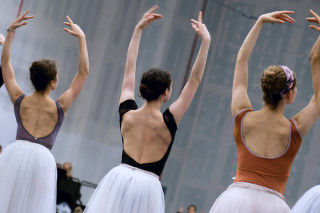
[78,34,86,40]
[135,24,144,31]
[257,16,266,24]
[202,36,211,43]
[6,26,15,32]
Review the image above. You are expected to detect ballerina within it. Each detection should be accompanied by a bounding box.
[209,10,319,213]
[84,5,211,213]
[291,9,320,213]
[0,10,89,212]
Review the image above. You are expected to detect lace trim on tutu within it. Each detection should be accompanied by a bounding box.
[230,182,285,200]
[120,163,159,179]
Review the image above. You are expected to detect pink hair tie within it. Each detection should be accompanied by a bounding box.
[278,65,294,97]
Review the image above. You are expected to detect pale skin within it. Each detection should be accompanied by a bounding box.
[0,34,4,45]
[1,10,89,138]
[120,5,211,164]
[308,10,320,110]
[232,11,319,157]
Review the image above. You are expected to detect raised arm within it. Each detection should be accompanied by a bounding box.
[1,10,34,103]
[291,10,320,137]
[0,34,5,88]
[0,34,4,45]
[169,12,211,125]
[308,10,320,108]
[119,5,162,104]
[231,11,295,117]
[58,16,89,113]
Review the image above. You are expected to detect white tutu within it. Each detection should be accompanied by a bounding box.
[291,185,320,213]
[209,182,290,213]
[0,140,57,213]
[84,164,164,213]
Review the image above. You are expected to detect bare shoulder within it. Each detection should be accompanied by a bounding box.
[22,96,57,113]
[244,111,290,132]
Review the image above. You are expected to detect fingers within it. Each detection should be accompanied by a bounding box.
[21,10,34,20]
[278,10,295,15]
[24,15,34,20]
[191,19,199,25]
[191,23,199,32]
[150,13,163,19]
[307,10,320,28]
[21,10,31,17]
[309,9,320,25]
[309,25,320,32]
[66,16,73,25]
[282,14,295,23]
[63,21,71,26]
[145,13,162,24]
[272,18,285,24]
[146,5,159,14]
[198,11,203,23]
[310,9,320,18]
[64,28,73,34]
[307,17,318,23]
[146,15,162,22]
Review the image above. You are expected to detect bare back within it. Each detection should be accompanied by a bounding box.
[242,110,291,158]
[19,95,59,138]
[121,108,172,164]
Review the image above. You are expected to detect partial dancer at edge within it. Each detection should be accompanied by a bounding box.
[0,33,5,88]
[209,11,319,213]
[84,5,210,213]
[0,11,89,212]
[292,9,320,213]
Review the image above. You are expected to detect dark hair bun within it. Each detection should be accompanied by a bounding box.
[139,68,172,101]
[30,59,57,91]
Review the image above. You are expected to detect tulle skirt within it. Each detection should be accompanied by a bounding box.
[291,185,320,213]
[0,140,57,213]
[209,182,290,213]
[84,164,164,213]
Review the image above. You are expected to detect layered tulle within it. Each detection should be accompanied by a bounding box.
[0,140,57,213]
[209,182,290,213]
[291,185,320,213]
[84,164,164,213]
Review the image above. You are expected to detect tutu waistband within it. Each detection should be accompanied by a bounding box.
[120,163,159,179]
[14,140,51,151]
[229,182,285,200]
[15,139,52,150]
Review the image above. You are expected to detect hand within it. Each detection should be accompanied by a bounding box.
[136,5,162,30]
[8,10,34,31]
[259,11,295,24]
[0,34,4,45]
[64,16,85,38]
[307,10,320,32]
[191,11,211,41]
[177,207,184,213]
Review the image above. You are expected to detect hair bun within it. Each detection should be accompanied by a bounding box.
[30,59,57,92]
[140,83,157,100]
[260,65,296,109]
[139,68,172,101]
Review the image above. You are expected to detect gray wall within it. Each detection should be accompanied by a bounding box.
[1,0,320,212]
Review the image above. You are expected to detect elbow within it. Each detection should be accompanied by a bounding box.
[1,54,9,65]
[80,66,89,76]
[84,68,89,76]
[1,54,5,64]
[191,78,201,87]
[310,51,320,63]
[236,53,246,64]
